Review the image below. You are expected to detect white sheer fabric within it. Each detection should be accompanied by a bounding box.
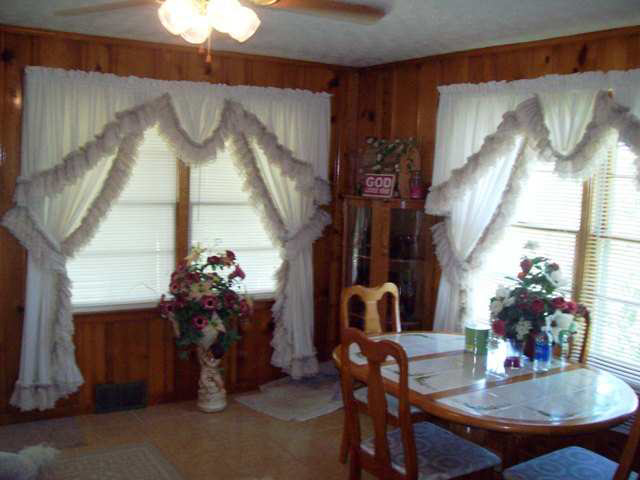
[427,69,640,333]
[2,67,331,410]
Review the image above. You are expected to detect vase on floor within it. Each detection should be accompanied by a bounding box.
[196,343,227,413]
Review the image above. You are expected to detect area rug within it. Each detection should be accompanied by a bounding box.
[0,417,86,452]
[45,443,183,480]
[235,362,343,421]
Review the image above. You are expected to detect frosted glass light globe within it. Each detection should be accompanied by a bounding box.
[180,14,212,44]
[158,0,197,35]
[206,0,242,34]
[227,6,261,42]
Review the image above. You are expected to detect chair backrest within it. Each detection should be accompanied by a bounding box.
[340,327,418,479]
[614,408,640,480]
[340,282,401,335]
[568,313,591,364]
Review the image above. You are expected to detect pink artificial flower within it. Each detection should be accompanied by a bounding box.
[551,297,566,310]
[563,301,578,314]
[492,319,506,337]
[520,258,533,274]
[170,282,181,294]
[238,299,251,317]
[207,255,221,265]
[224,291,238,307]
[549,262,560,271]
[530,299,545,315]
[229,265,246,280]
[201,295,219,310]
[192,315,208,330]
[226,250,236,261]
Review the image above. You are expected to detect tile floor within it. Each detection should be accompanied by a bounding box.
[63,398,377,479]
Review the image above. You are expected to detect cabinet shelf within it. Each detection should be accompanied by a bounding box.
[389,257,426,263]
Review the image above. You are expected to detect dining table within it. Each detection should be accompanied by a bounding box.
[333,331,638,463]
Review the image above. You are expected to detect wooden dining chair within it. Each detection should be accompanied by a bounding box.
[568,313,591,364]
[339,283,429,464]
[503,407,640,480]
[340,327,501,480]
[340,282,402,334]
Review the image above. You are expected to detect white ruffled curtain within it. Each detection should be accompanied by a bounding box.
[2,67,331,411]
[426,70,640,332]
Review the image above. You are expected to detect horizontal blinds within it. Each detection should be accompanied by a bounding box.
[190,150,281,295]
[580,143,640,390]
[68,126,177,307]
[472,161,582,323]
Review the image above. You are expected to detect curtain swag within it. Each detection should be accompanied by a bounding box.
[3,82,331,410]
[426,83,640,330]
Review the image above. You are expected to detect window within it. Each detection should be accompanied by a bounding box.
[581,144,640,389]
[475,139,640,389]
[68,127,177,309]
[190,149,281,296]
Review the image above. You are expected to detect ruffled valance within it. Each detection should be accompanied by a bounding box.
[2,68,331,410]
[427,69,640,331]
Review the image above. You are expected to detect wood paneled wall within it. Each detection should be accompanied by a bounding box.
[349,26,640,328]
[0,25,357,424]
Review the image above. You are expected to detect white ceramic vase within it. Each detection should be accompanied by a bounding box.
[195,322,227,413]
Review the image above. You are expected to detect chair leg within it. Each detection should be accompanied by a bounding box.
[339,415,349,464]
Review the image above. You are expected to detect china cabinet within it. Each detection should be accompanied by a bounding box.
[342,195,430,330]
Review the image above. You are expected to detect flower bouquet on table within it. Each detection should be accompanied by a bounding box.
[158,245,252,412]
[489,257,589,367]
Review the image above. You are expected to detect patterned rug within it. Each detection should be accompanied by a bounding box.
[0,417,86,452]
[235,362,343,421]
[46,443,183,480]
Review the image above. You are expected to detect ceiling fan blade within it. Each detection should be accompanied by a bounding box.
[252,0,386,25]
[54,0,158,16]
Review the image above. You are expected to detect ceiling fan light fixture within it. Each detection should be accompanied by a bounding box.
[180,14,212,44]
[157,0,197,35]
[226,6,261,42]
[206,0,242,34]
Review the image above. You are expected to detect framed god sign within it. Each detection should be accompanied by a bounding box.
[362,173,396,198]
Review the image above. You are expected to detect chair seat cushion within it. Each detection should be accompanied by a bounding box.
[354,387,422,417]
[503,446,638,480]
[361,421,500,480]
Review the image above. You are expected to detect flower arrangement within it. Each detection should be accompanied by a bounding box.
[490,257,589,345]
[364,137,419,173]
[158,245,252,359]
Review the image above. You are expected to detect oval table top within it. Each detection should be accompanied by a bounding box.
[333,332,638,436]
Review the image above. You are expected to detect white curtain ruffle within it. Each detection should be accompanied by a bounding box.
[2,68,331,410]
[428,68,640,332]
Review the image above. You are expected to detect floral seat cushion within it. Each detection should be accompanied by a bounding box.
[503,446,638,480]
[353,387,422,416]
[361,421,500,480]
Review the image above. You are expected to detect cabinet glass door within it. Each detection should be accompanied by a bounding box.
[388,208,426,330]
[345,204,372,287]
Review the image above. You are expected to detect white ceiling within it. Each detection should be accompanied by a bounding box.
[1,0,639,67]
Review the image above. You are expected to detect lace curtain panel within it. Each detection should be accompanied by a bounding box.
[426,70,640,332]
[1,67,331,411]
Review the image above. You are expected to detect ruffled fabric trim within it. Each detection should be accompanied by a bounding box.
[426,91,640,216]
[4,92,331,410]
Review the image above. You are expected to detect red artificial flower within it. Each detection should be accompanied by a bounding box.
[563,301,578,314]
[229,265,246,280]
[551,297,566,310]
[192,315,208,330]
[238,299,251,317]
[207,255,221,265]
[492,319,506,337]
[520,258,533,274]
[170,282,181,294]
[530,298,545,315]
[224,291,238,307]
[226,250,236,261]
[201,295,219,310]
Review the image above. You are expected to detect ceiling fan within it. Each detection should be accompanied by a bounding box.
[54,0,387,26]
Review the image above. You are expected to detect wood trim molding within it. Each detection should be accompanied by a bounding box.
[0,23,355,71]
[365,25,640,70]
